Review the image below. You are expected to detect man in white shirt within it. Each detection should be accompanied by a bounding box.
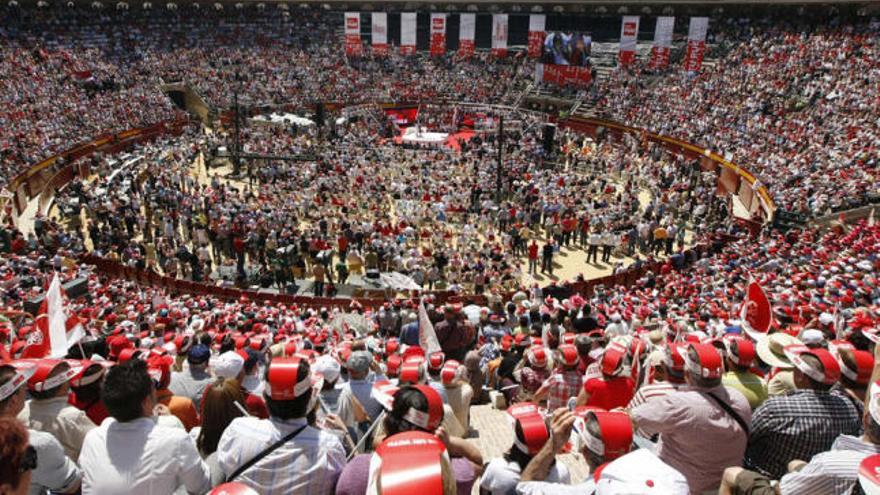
[18,360,96,462]
[79,360,211,495]
[218,357,345,494]
[1,364,81,495]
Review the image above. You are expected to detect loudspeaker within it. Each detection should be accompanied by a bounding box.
[542,124,556,154]
[24,277,89,315]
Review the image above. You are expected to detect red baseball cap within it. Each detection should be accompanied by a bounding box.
[264,357,311,400]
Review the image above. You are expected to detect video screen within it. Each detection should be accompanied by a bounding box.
[541,32,592,67]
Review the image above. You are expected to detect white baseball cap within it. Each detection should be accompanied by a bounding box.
[313,355,341,383]
[213,351,245,380]
[595,449,689,495]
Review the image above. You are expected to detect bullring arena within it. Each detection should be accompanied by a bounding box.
[0,3,879,495]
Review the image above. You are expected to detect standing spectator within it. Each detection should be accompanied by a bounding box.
[218,358,345,494]
[630,343,751,493]
[79,360,211,494]
[743,346,862,479]
[540,241,553,275]
[169,344,213,406]
[313,263,325,297]
[18,360,96,462]
[527,240,539,275]
[586,230,601,264]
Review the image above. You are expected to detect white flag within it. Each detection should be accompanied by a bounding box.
[418,300,442,355]
[45,275,69,358]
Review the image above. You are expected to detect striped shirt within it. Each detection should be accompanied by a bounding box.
[779,434,880,495]
[217,416,346,495]
[626,381,681,438]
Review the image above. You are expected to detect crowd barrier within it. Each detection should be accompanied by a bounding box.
[78,237,727,309]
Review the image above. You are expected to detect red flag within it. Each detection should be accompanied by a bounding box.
[741,280,772,341]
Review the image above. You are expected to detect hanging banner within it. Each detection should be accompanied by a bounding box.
[344,12,362,56]
[684,17,709,72]
[430,14,447,56]
[492,14,509,57]
[371,13,388,56]
[651,16,674,69]
[527,14,546,58]
[618,15,640,65]
[400,13,417,55]
[458,13,475,57]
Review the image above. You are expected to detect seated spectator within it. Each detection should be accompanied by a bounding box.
[1,364,82,495]
[534,344,583,410]
[147,353,200,431]
[630,343,751,493]
[195,378,247,487]
[365,431,456,495]
[169,343,213,406]
[721,337,768,410]
[217,357,345,494]
[79,359,211,494]
[743,345,863,479]
[213,350,269,419]
[18,359,96,462]
[68,361,110,427]
[440,360,473,431]
[0,417,36,495]
[576,342,635,410]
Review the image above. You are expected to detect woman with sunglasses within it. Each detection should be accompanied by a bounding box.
[0,418,37,495]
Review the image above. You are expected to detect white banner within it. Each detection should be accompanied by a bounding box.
[344,12,361,56]
[371,12,387,55]
[618,15,640,65]
[459,13,475,56]
[400,12,417,55]
[651,16,674,68]
[684,17,709,72]
[527,14,546,58]
[491,14,509,57]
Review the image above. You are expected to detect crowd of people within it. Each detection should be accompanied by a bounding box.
[0,5,879,495]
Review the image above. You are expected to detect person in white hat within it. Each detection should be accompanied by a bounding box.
[756,332,802,397]
[313,354,343,414]
[1,363,82,495]
[743,345,862,480]
[721,378,880,495]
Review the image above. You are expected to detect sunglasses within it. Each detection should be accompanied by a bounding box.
[20,445,37,473]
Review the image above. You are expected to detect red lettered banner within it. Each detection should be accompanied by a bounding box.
[400,13,417,55]
[344,12,362,56]
[618,16,640,66]
[371,13,388,56]
[684,17,709,72]
[384,107,419,125]
[651,16,674,69]
[527,14,546,58]
[491,14,508,57]
[430,14,447,56]
[535,64,592,88]
[459,14,475,57]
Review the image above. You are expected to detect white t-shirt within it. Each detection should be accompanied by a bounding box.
[481,458,570,495]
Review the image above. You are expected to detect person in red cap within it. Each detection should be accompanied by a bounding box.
[834,346,874,409]
[534,344,583,410]
[743,345,862,479]
[148,353,200,431]
[79,359,211,494]
[721,337,768,410]
[18,359,96,462]
[481,403,570,494]
[68,361,111,426]
[1,364,82,495]
[630,343,752,493]
[217,357,345,494]
[576,342,635,410]
[721,377,880,495]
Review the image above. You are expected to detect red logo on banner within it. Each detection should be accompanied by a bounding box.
[623,22,637,37]
[400,46,416,56]
[619,51,636,65]
[527,31,544,58]
[458,40,475,57]
[741,280,772,341]
[346,18,358,29]
[684,40,706,72]
[650,46,670,68]
[432,18,444,29]
[540,64,592,88]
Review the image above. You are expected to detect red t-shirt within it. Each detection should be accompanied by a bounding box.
[583,376,636,410]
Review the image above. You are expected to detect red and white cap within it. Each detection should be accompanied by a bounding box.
[561,333,577,345]
[666,343,687,372]
[399,385,444,432]
[207,482,260,495]
[440,360,461,386]
[579,410,633,461]
[117,348,143,364]
[507,403,549,455]
[264,357,311,400]
[557,345,580,367]
[601,343,628,377]
[867,380,880,427]
[369,431,449,495]
[838,348,874,385]
[427,352,445,372]
[399,361,425,385]
[723,337,756,367]
[528,346,548,368]
[174,335,192,354]
[28,359,82,393]
[783,345,841,385]
[683,343,723,379]
[0,361,38,401]
[68,360,106,388]
[860,454,880,495]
